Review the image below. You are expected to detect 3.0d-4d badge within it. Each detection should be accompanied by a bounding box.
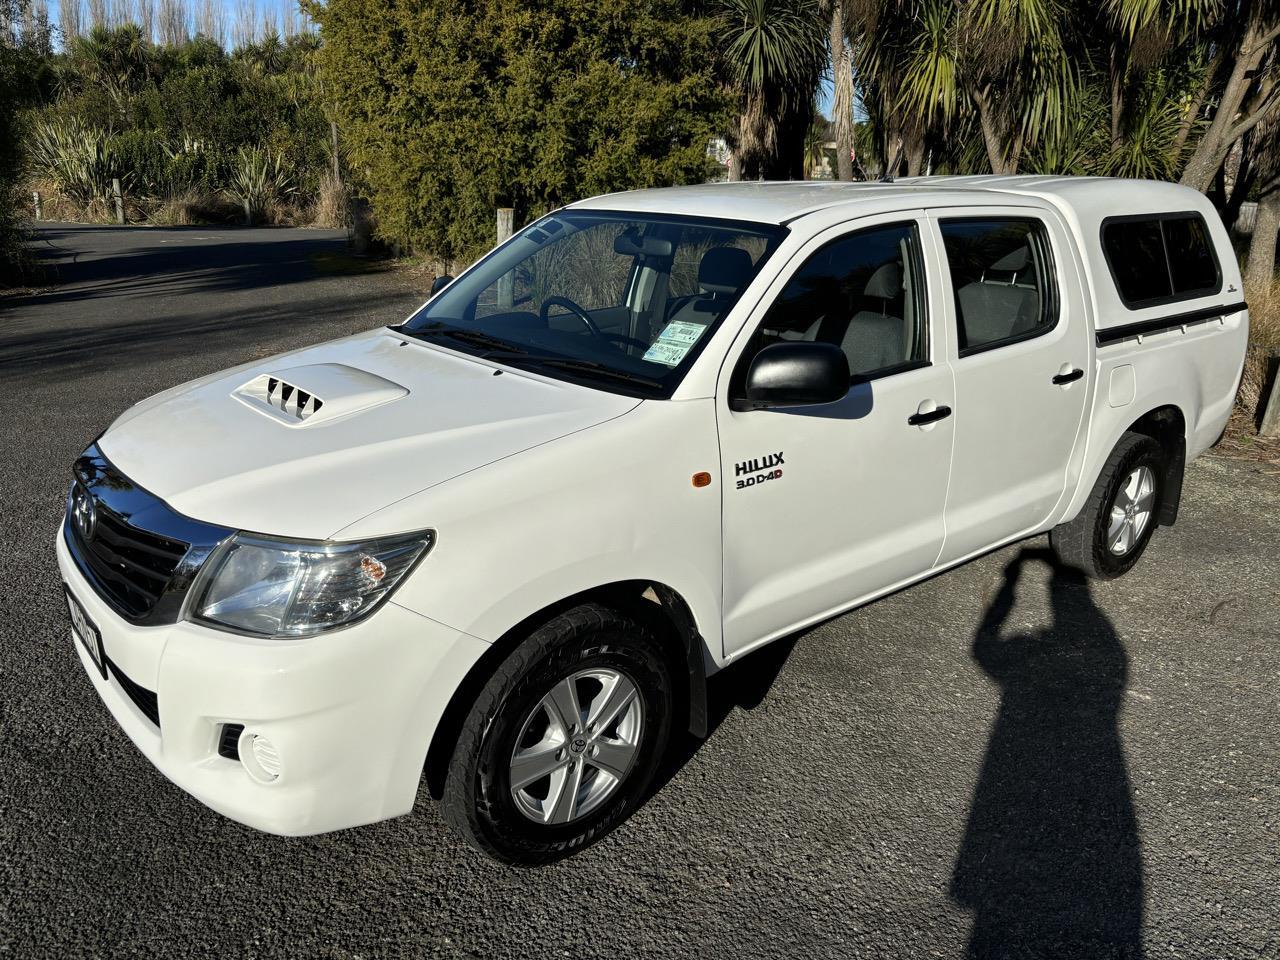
[735,452,785,489]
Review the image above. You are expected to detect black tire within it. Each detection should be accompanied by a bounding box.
[1050,432,1166,580]
[441,602,675,866]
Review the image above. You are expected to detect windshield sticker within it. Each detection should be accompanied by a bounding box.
[642,320,708,367]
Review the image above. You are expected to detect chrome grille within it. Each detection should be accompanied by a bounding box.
[65,445,234,625]
[68,488,188,616]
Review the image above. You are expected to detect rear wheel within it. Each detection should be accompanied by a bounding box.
[442,603,675,865]
[1050,432,1165,579]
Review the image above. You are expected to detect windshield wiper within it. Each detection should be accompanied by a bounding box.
[518,356,665,390]
[411,324,529,355]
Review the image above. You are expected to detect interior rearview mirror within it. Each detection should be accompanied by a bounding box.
[612,233,674,259]
[430,274,453,295]
[735,342,850,410]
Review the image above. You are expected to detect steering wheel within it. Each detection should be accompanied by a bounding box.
[540,296,605,338]
[539,296,649,351]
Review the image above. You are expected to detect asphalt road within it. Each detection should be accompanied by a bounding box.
[2,224,1278,959]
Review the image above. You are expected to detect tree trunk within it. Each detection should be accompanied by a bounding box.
[727,150,741,182]
[883,132,903,179]
[1245,189,1280,301]
[767,96,816,181]
[1007,127,1025,175]
[974,88,1009,174]
[1180,13,1280,192]
[1216,133,1252,228]
[905,129,926,177]
[1173,50,1221,156]
[1109,45,1125,147]
[829,3,854,181]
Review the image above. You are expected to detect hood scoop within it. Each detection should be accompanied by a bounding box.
[232,363,408,427]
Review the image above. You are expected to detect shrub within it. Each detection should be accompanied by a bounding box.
[306,0,730,262]
[310,172,350,228]
[146,186,232,225]
[2,0,46,284]
[224,146,295,224]
[108,129,171,197]
[27,118,127,219]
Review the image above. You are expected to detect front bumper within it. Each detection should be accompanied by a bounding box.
[56,525,490,836]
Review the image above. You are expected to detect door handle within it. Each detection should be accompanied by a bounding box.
[1052,368,1084,385]
[907,404,952,426]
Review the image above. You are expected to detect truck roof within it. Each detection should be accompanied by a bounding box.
[569,175,1207,227]
[570,175,1242,336]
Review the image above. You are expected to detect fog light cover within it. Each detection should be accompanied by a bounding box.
[239,731,282,783]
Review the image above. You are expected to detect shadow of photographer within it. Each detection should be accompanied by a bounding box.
[952,547,1144,959]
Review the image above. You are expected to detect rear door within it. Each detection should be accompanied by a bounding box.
[927,206,1091,564]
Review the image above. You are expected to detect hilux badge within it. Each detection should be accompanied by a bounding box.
[734,452,785,490]
[72,485,97,541]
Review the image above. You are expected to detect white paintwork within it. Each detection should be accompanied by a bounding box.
[715,210,957,656]
[68,176,1247,836]
[102,329,638,539]
[925,204,1093,564]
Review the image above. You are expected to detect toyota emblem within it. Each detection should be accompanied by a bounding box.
[72,485,97,541]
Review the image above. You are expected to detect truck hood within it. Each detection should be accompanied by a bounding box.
[99,329,640,539]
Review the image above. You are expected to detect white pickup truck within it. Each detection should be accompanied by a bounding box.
[58,176,1247,864]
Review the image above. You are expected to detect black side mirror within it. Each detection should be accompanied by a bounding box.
[430,274,453,295]
[735,342,850,410]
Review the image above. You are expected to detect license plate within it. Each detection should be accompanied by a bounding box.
[64,586,106,680]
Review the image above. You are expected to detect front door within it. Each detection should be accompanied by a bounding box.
[928,209,1091,565]
[718,214,956,659]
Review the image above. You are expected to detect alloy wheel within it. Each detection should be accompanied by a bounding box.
[508,668,644,824]
[1107,465,1155,556]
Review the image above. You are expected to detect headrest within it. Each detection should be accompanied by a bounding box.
[991,246,1029,273]
[699,247,754,295]
[864,262,903,299]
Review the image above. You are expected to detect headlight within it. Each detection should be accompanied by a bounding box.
[191,530,434,638]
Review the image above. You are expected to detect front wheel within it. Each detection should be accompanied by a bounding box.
[441,603,675,865]
[1050,432,1165,579]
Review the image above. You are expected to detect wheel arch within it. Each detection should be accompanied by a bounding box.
[1123,404,1187,525]
[422,579,709,800]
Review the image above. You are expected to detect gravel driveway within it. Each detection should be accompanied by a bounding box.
[2,224,1278,959]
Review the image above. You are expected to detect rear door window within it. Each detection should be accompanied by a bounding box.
[938,218,1058,356]
[1101,213,1221,308]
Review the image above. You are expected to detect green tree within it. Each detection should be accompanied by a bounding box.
[718,0,828,180]
[307,0,730,262]
[2,0,47,283]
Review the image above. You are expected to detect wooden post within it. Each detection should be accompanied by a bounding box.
[32,191,42,221]
[496,207,514,244]
[496,207,515,308]
[1261,350,1280,438]
[112,178,125,224]
[330,121,342,186]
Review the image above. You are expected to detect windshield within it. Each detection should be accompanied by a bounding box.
[399,210,787,398]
